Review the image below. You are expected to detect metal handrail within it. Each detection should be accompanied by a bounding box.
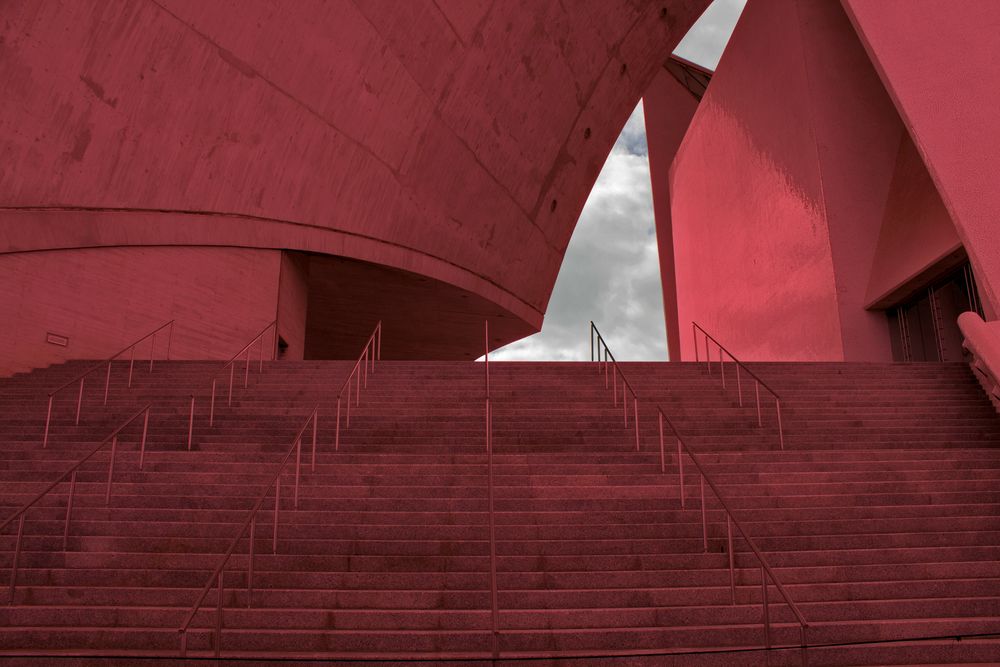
[655,403,808,661]
[590,326,808,664]
[590,322,642,451]
[41,320,173,448]
[333,321,382,450]
[3,403,152,601]
[186,321,277,449]
[692,322,785,449]
[484,320,499,657]
[178,405,319,657]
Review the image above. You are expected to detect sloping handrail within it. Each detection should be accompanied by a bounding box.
[692,322,785,449]
[589,322,642,451]
[41,320,173,448]
[178,405,319,657]
[186,321,277,449]
[590,324,808,663]
[333,321,382,450]
[3,403,153,601]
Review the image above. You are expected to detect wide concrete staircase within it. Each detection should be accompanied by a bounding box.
[0,358,997,664]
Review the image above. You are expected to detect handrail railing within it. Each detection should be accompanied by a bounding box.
[41,320,173,448]
[4,403,152,601]
[178,405,319,657]
[484,320,499,658]
[590,324,808,664]
[692,322,785,449]
[589,322,642,451]
[186,321,277,449]
[333,321,382,450]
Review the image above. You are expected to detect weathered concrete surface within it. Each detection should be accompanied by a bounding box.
[0,0,708,364]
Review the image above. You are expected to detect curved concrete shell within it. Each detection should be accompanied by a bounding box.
[0,0,708,371]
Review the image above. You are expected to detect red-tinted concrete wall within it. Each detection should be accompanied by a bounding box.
[866,133,963,308]
[643,70,700,361]
[277,252,310,361]
[663,0,903,361]
[0,0,709,365]
[843,0,1000,319]
[0,247,280,375]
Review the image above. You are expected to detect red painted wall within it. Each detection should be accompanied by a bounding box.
[0,247,281,375]
[843,0,1000,319]
[663,0,904,361]
[866,133,963,308]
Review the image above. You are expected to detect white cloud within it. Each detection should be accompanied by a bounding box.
[673,0,747,70]
[491,102,668,362]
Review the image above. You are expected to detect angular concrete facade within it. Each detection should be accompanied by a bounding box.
[647,0,999,362]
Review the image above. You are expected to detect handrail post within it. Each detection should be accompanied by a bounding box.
[720,347,725,388]
[693,323,699,363]
[243,348,250,389]
[622,385,627,427]
[149,333,156,373]
[247,517,256,608]
[677,438,685,509]
[311,413,318,472]
[800,625,809,667]
[63,470,77,550]
[139,407,149,470]
[612,367,617,404]
[215,569,224,658]
[633,398,639,451]
[346,380,352,427]
[272,478,280,554]
[484,320,490,397]
[486,399,499,658]
[105,435,118,506]
[590,321,594,364]
[705,334,711,373]
[736,364,743,406]
[103,361,112,406]
[294,437,302,509]
[761,565,771,651]
[335,398,341,450]
[257,334,264,373]
[42,395,53,448]
[166,321,173,361]
[75,378,84,426]
[755,381,762,427]
[362,348,368,389]
[776,399,785,450]
[228,364,234,407]
[658,412,665,473]
[700,476,708,553]
[210,379,217,427]
[727,515,736,604]
[9,514,25,601]
[355,366,360,406]
[128,345,135,388]
[187,396,195,451]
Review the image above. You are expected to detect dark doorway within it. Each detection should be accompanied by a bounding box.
[888,262,983,362]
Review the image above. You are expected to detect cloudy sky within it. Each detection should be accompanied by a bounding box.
[491,0,747,361]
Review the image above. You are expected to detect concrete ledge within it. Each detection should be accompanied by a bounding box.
[957,311,1000,412]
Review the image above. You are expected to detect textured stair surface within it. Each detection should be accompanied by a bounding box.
[0,358,998,665]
